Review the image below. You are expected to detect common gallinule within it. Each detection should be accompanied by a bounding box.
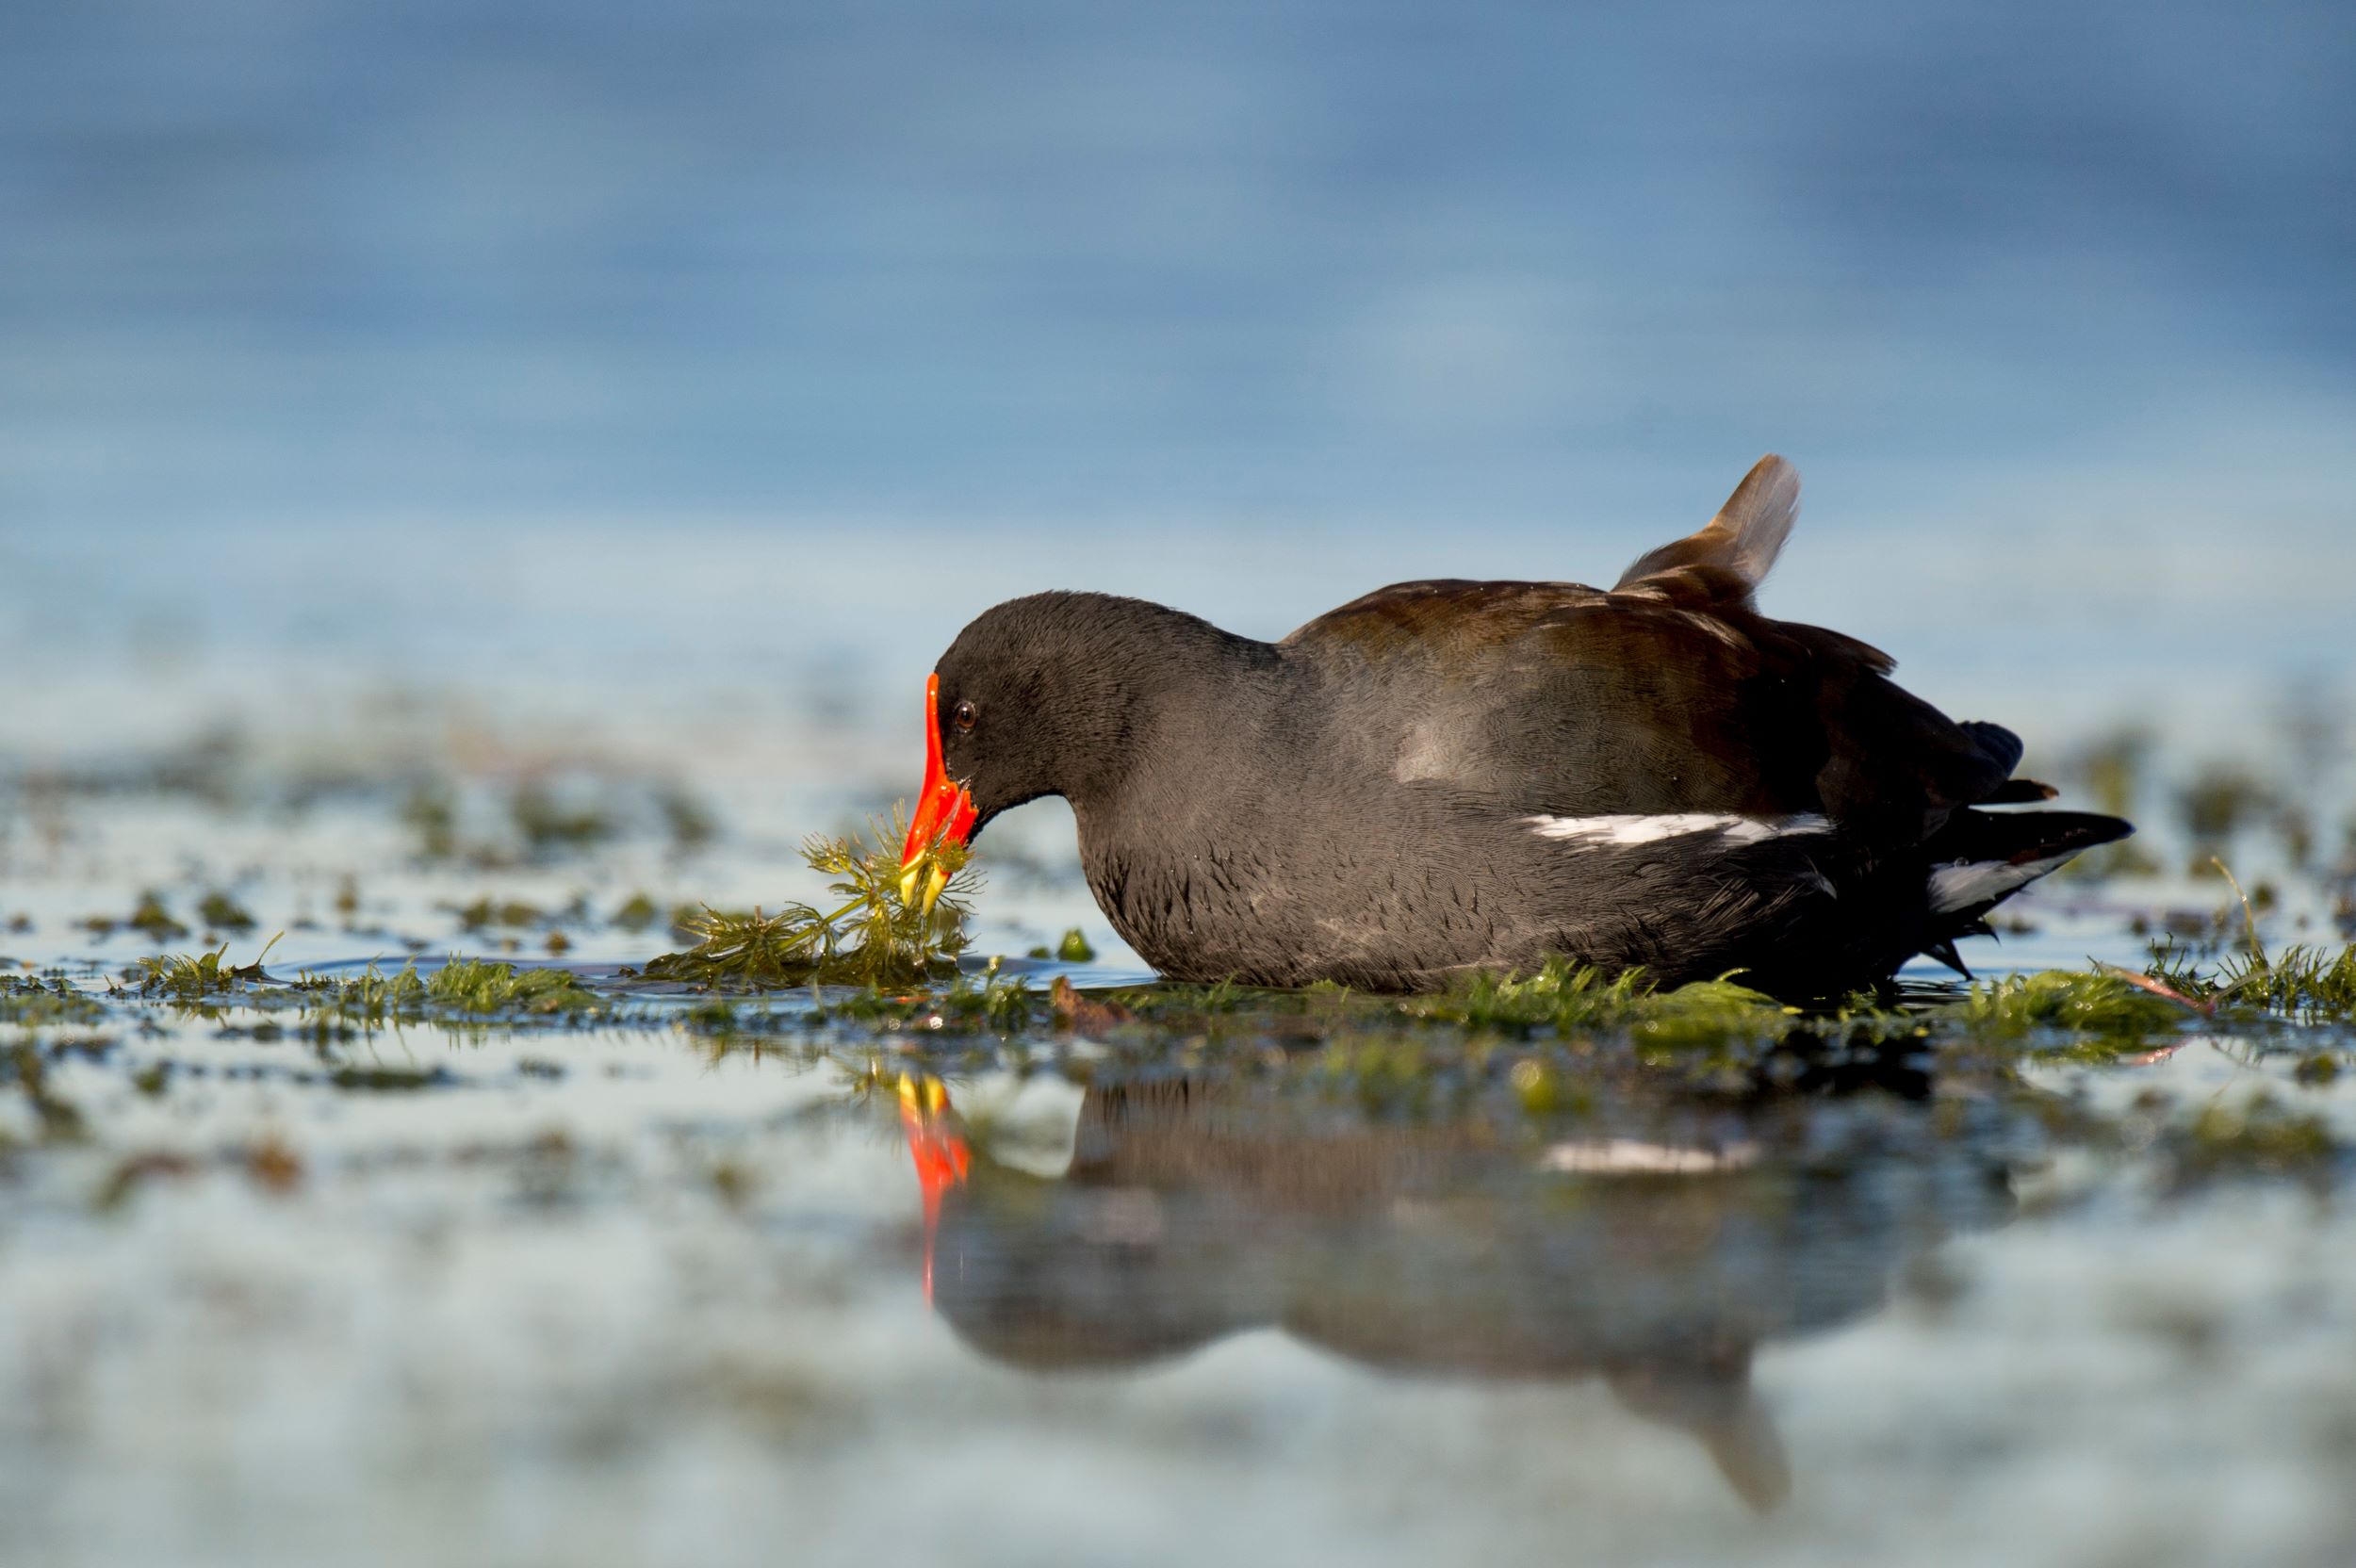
[900,456,2131,995]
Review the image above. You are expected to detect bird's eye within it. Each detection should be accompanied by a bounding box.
[953,700,978,732]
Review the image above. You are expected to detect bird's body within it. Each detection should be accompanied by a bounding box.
[905,457,2131,996]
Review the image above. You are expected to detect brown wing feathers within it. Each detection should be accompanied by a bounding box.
[1618,456,2041,826]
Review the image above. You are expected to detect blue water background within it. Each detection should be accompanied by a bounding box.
[2,0,2349,759]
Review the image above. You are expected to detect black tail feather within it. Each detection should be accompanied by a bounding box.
[1959,720,2024,778]
[1920,808,2135,932]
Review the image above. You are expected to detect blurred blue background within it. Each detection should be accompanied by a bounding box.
[3,0,2350,762]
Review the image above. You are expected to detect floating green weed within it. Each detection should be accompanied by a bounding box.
[127,892,188,942]
[135,935,282,1002]
[842,962,1035,1031]
[1411,960,1652,1034]
[1399,961,1798,1051]
[275,959,597,1026]
[1627,978,1801,1053]
[82,893,191,943]
[299,962,429,1027]
[1027,928,1097,961]
[0,975,105,1026]
[657,787,718,851]
[2145,939,2356,1024]
[454,897,547,931]
[611,892,663,932]
[2136,865,2356,1023]
[511,781,614,856]
[1953,971,2191,1041]
[197,891,256,932]
[1109,977,1257,1020]
[426,958,602,1016]
[642,815,974,989]
[401,779,459,860]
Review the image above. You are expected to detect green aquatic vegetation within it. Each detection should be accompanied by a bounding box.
[297,962,429,1027]
[2137,867,2356,1023]
[1625,978,1803,1054]
[1026,928,1097,962]
[2178,765,2273,861]
[647,906,834,988]
[197,891,256,932]
[611,892,663,932]
[2144,937,2217,1000]
[83,892,192,944]
[128,892,188,942]
[932,966,1038,1030]
[1106,978,1258,1020]
[1400,961,1799,1052]
[2204,943,2356,1021]
[827,972,1037,1032]
[453,897,548,930]
[134,936,281,1002]
[1950,970,2190,1041]
[1410,960,1653,1035]
[1047,964,1811,1063]
[511,780,615,856]
[0,975,105,1026]
[2143,938,2356,1024]
[641,817,975,989]
[656,786,718,851]
[425,959,603,1016]
[401,779,459,860]
[274,958,596,1025]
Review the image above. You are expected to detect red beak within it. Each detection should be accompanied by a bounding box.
[900,672,978,875]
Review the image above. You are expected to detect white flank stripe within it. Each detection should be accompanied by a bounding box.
[1524,812,1833,847]
[1540,1137,1761,1175]
[1926,852,2072,913]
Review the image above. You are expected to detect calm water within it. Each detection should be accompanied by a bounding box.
[6,2,2356,1561]
[2,757,2354,1566]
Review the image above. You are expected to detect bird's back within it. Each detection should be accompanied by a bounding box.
[1084,456,2128,992]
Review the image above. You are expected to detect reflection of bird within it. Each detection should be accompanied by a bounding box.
[896,1072,2018,1512]
[899,455,2131,996]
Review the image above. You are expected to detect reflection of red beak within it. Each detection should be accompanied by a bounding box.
[896,1072,971,1302]
[898,672,977,907]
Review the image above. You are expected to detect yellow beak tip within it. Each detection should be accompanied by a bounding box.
[919,864,950,916]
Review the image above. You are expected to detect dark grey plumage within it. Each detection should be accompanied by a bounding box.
[923,456,2131,996]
